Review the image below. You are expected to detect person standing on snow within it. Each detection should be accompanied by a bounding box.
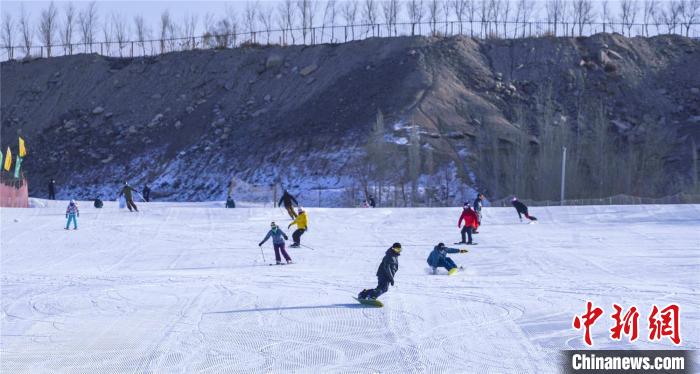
[143,184,151,202]
[288,207,308,248]
[511,197,538,222]
[259,221,293,265]
[48,179,56,200]
[368,195,376,208]
[358,243,401,300]
[65,199,79,230]
[427,243,468,275]
[278,190,299,219]
[473,193,484,233]
[119,182,139,212]
[457,202,479,245]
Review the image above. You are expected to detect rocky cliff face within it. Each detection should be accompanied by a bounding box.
[2,34,698,204]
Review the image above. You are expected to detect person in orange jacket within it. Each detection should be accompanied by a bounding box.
[457,202,479,244]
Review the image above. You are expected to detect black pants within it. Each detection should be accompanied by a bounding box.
[144,193,150,202]
[292,229,306,244]
[126,199,138,212]
[49,190,55,200]
[285,205,297,219]
[461,226,473,243]
[366,276,391,299]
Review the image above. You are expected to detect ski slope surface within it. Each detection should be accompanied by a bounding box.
[1,202,699,373]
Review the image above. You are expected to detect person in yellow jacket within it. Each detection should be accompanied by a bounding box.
[288,207,308,248]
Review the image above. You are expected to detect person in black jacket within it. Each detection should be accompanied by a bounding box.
[358,243,401,300]
[368,195,376,208]
[143,184,151,202]
[48,179,56,200]
[511,197,537,221]
[278,190,299,219]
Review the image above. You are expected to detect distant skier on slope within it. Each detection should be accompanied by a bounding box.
[288,207,308,248]
[119,182,139,212]
[143,184,151,202]
[259,221,293,265]
[368,195,376,208]
[65,199,79,230]
[511,197,538,222]
[473,193,484,233]
[48,179,56,200]
[358,243,401,300]
[427,243,468,275]
[457,202,479,245]
[278,190,299,219]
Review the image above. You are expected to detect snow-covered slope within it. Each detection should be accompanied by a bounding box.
[1,202,698,372]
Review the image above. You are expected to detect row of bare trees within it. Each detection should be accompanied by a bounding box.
[2,0,699,59]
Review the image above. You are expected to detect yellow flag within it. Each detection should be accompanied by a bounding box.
[19,137,26,157]
[3,147,11,171]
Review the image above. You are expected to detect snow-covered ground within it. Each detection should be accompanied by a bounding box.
[1,202,699,372]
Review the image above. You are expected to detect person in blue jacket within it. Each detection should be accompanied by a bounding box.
[427,243,467,275]
[358,243,401,300]
[259,221,293,265]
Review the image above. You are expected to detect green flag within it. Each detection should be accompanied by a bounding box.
[13,156,23,178]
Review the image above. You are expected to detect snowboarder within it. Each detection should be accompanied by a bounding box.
[288,207,307,248]
[225,195,236,208]
[65,199,79,230]
[427,243,468,275]
[259,221,293,265]
[94,198,103,208]
[357,242,401,300]
[143,184,151,202]
[511,197,538,221]
[368,195,376,208]
[473,193,484,233]
[457,202,479,244]
[48,179,56,200]
[119,182,139,212]
[278,190,299,219]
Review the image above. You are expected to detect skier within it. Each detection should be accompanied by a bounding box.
[48,179,56,200]
[94,197,103,208]
[65,199,79,230]
[259,221,293,265]
[368,195,376,208]
[143,184,151,202]
[119,182,139,212]
[473,193,484,233]
[457,202,479,245]
[511,197,538,222]
[225,195,236,208]
[278,190,299,219]
[427,243,468,275]
[358,243,401,300]
[288,207,307,248]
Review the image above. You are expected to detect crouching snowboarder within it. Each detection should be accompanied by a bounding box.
[427,243,467,275]
[65,199,79,230]
[358,242,401,301]
[259,222,293,265]
[288,207,307,248]
[511,197,537,222]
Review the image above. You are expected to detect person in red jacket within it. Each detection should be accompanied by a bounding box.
[457,202,479,244]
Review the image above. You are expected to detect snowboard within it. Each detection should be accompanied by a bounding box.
[269,262,293,266]
[353,297,383,307]
[454,242,478,245]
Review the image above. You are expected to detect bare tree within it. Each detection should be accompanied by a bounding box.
[19,4,33,57]
[428,0,443,35]
[466,0,478,36]
[362,0,379,36]
[1,13,15,59]
[500,0,511,37]
[245,2,259,42]
[322,0,338,42]
[277,0,296,44]
[134,15,148,54]
[642,0,658,36]
[600,0,614,33]
[182,13,198,49]
[226,5,240,47]
[620,0,639,36]
[102,15,113,54]
[258,3,274,44]
[342,0,359,39]
[77,1,98,52]
[680,0,700,36]
[297,0,310,42]
[660,0,682,33]
[407,0,425,35]
[545,0,565,35]
[572,0,595,36]
[60,3,75,54]
[39,1,59,57]
[479,0,489,36]
[112,13,128,56]
[452,0,468,34]
[382,0,400,36]
[307,0,320,42]
[488,0,502,37]
[159,10,171,53]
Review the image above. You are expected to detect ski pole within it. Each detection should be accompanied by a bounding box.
[259,245,266,262]
[299,243,316,251]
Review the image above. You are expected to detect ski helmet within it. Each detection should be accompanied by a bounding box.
[391,242,402,253]
[70,199,75,205]
[437,242,445,248]
[512,196,518,202]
